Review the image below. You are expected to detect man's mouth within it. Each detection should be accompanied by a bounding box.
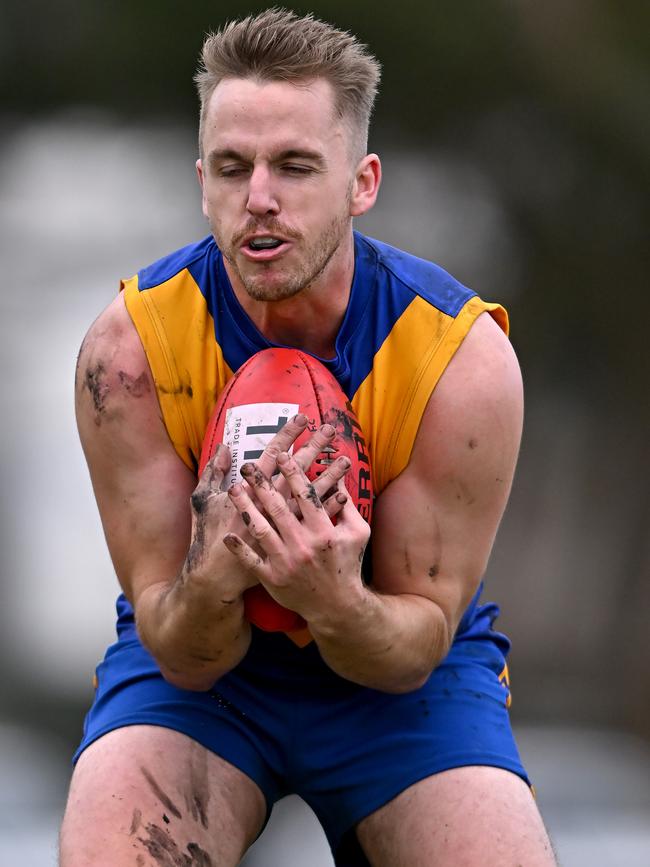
[240,233,292,261]
[248,237,283,251]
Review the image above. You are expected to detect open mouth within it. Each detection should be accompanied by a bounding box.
[241,235,290,261]
[248,237,283,251]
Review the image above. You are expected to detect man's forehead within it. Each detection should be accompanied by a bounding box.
[203,78,345,156]
[206,76,338,121]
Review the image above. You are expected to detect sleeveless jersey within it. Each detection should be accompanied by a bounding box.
[120,231,509,640]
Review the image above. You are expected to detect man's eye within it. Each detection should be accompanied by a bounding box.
[220,166,248,178]
[282,165,313,175]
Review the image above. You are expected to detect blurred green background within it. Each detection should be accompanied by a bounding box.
[1,1,649,863]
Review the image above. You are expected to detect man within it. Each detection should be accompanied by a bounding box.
[61,9,556,866]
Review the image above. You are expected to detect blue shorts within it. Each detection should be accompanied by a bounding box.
[75,594,529,865]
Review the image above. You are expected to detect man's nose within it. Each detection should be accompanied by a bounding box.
[246,165,280,216]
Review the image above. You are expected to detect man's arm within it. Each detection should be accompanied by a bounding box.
[225,312,523,692]
[315,312,523,690]
[76,293,346,690]
[75,292,256,689]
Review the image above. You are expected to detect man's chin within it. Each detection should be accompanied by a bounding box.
[242,278,304,303]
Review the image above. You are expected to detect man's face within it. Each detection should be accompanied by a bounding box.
[197,77,360,302]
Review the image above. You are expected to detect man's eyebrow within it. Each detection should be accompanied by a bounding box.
[206,148,247,166]
[274,149,327,166]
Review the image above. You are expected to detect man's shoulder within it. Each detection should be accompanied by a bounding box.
[136,235,217,291]
[356,233,475,319]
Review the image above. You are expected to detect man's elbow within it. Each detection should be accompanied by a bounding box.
[158,663,221,692]
[383,671,431,694]
[374,648,445,694]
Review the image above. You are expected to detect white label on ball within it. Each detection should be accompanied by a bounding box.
[222,402,300,490]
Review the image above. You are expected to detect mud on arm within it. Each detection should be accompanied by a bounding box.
[75,293,253,690]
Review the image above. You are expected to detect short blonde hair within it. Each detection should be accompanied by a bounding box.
[195,7,381,157]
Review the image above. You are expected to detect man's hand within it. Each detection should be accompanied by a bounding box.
[222,451,371,625]
[180,416,352,600]
[75,293,355,691]
[142,415,353,688]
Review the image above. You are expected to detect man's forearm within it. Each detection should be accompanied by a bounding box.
[135,578,252,691]
[308,590,452,693]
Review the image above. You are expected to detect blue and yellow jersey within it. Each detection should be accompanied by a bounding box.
[122,231,507,498]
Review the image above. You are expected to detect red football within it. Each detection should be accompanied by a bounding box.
[198,347,373,634]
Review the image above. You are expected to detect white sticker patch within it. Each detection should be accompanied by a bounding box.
[222,402,300,489]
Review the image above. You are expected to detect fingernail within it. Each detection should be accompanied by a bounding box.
[339,456,351,468]
[277,452,290,465]
[240,463,254,476]
[223,534,241,547]
[336,492,347,504]
[321,424,335,437]
[292,413,307,425]
[228,483,243,496]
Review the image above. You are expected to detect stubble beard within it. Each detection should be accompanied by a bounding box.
[214,206,352,303]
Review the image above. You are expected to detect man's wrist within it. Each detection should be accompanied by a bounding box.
[174,567,248,613]
[307,582,372,642]
[134,575,250,683]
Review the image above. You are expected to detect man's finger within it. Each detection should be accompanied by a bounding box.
[191,443,231,512]
[206,442,232,480]
[323,489,348,519]
[275,452,333,525]
[271,422,336,502]
[312,454,352,500]
[240,462,298,533]
[228,480,286,553]
[292,423,337,473]
[222,533,272,582]
[255,413,310,478]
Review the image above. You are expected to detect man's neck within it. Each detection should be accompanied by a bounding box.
[227,240,355,360]
[240,290,347,359]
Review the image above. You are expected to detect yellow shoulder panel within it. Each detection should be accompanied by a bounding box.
[351,296,508,494]
[122,271,232,472]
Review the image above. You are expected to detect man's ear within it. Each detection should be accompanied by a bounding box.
[350,154,381,218]
[196,158,208,218]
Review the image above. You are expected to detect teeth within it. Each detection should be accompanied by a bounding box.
[249,237,282,250]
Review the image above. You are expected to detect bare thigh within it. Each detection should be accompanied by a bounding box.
[356,765,557,867]
[59,725,267,867]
